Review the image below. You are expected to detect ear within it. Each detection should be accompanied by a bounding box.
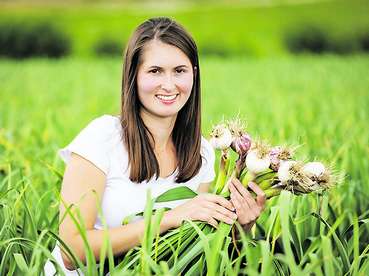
[193,66,198,78]
[193,66,197,81]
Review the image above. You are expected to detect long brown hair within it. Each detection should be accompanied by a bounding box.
[120,17,202,183]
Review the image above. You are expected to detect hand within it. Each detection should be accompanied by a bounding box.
[228,178,266,230]
[166,193,238,229]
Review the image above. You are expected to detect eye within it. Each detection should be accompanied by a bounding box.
[176,68,186,74]
[149,68,160,74]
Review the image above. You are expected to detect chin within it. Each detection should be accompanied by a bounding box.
[155,111,179,119]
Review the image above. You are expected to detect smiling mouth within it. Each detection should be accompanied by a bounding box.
[155,94,179,101]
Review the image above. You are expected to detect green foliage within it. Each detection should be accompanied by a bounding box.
[155,187,198,203]
[0,21,71,59]
[0,54,368,274]
[358,31,369,52]
[284,24,366,55]
[285,25,330,54]
[93,37,124,57]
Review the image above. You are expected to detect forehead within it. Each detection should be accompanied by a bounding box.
[139,40,192,67]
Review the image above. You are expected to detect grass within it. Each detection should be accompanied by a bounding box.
[0,53,368,274]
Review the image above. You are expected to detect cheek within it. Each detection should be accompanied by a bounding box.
[137,75,160,94]
[176,74,194,94]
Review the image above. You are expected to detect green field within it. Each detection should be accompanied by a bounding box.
[1,54,369,274]
[1,0,369,274]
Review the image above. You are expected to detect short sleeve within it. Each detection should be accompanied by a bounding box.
[200,136,216,183]
[58,115,116,175]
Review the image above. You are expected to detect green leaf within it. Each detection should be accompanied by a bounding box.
[13,253,28,272]
[350,214,359,276]
[278,191,302,274]
[311,212,350,273]
[321,236,334,275]
[260,240,273,276]
[184,253,204,276]
[155,186,197,203]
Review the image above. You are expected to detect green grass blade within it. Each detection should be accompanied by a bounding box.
[155,186,197,203]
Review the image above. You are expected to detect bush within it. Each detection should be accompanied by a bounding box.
[285,25,329,54]
[199,42,232,57]
[326,35,360,55]
[0,21,71,59]
[358,31,369,52]
[93,38,124,56]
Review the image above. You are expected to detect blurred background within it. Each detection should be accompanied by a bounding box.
[0,0,369,274]
[1,0,369,58]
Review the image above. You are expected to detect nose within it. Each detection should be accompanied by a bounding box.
[160,74,176,92]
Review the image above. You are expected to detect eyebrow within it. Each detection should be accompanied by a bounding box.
[148,65,189,69]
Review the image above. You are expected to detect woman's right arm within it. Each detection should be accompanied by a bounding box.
[59,153,237,270]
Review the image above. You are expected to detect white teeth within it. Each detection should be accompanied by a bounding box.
[156,94,177,101]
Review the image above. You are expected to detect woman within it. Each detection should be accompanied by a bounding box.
[44,16,266,275]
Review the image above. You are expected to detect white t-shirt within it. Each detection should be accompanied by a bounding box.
[44,114,216,275]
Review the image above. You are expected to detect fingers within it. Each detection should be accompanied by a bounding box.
[229,180,255,211]
[231,178,255,203]
[212,210,236,225]
[207,217,219,229]
[196,195,237,225]
[196,213,218,229]
[197,207,234,226]
[202,193,235,211]
[204,201,237,223]
[229,179,262,225]
[229,192,242,210]
[248,182,266,208]
[231,178,266,209]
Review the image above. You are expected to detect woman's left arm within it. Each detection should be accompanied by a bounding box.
[228,178,266,232]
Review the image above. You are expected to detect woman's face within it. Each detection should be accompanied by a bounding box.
[136,39,194,120]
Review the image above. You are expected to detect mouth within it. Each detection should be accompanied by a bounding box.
[155,94,179,104]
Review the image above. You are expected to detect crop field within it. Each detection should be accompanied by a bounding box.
[0,0,369,275]
[1,54,368,274]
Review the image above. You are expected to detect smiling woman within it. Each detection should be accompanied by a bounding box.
[137,41,194,109]
[43,17,238,275]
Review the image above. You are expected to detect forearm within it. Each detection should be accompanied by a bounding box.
[61,211,175,269]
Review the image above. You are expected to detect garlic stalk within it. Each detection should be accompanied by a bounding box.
[227,117,252,178]
[209,123,233,194]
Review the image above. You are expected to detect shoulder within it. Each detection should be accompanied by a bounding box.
[87,114,120,133]
[79,114,121,141]
[58,114,122,175]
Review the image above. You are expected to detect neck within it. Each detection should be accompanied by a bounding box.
[139,108,177,153]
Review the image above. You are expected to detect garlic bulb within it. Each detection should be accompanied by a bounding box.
[302,162,325,178]
[209,124,233,150]
[269,145,295,171]
[246,149,271,174]
[278,160,297,183]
